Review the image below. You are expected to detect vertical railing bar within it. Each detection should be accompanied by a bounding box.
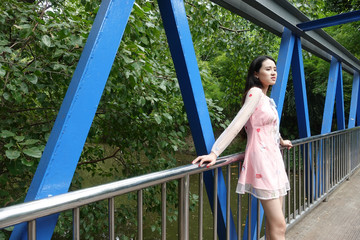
[340,135,342,179]
[247,194,251,240]
[307,142,310,207]
[303,143,306,211]
[311,141,315,204]
[184,174,190,240]
[344,134,346,178]
[323,138,329,194]
[298,145,302,215]
[340,134,343,179]
[287,149,290,222]
[162,183,167,240]
[257,199,260,240]
[179,178,184,240]
[337,136,339,183]
[330,137,335,187]
[238,162,242,240]
[73,207,80,240]
[138,189,143,240]
[348,132,351,178]
[213,168,218,240]
[28,220,36,240]
[109,198,115,240]
[226,165,231,240]
[338,135,341,179]
[345,134,348,178]
[315,140,318,201]
[323,138,326,198]
[341,135,343,179]
[347,133,350,176]
[336,136,338,183]
[322,139,325,197]
[293,147,296,218]
[282,150,286,215]
[199,173,204,240]
[324,137,329,199]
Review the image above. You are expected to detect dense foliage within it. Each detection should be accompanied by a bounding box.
[1,0,359,239]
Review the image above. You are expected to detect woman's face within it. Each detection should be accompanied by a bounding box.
[255,59,277,88]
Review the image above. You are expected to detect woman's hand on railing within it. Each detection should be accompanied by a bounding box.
[280,139,293,149]
[192,152,217,168]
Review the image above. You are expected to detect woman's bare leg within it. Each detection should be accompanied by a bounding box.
[261,197,286,240]
[265,215,271,240]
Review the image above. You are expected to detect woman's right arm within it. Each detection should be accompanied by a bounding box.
[192,87,263,168]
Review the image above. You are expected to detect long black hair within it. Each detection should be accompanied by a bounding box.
[240,56,276,138]
[242,55,276,103]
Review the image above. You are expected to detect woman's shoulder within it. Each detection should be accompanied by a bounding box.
[247,87,263,96]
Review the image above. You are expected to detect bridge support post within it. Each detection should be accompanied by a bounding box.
[349,72,360,128]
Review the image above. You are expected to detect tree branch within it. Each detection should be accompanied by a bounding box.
[77,148,122,166]
[219,25,249,33]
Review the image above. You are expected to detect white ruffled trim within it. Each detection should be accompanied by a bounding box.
[236,182,290,200]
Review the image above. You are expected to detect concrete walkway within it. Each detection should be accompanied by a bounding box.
[286,168,360,240]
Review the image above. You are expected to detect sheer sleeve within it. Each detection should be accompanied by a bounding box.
[211,87,263,157]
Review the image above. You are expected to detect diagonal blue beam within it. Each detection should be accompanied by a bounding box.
[336,63,345,130]
[321,57,340,134]
[11,0,135,239]
[271,27,295,120]
[297,10,360,31]
[291,37,311,138]
[349,72,360,128]
[157,0,237,239]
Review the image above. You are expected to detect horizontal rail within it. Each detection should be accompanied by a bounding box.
[0,153,244,228]
[211,0,360,74]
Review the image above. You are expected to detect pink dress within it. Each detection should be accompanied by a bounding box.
[211,87,290,200]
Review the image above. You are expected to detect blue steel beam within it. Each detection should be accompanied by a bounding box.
[297,10,360,31]
[157,0,237,239]
[321,57,341,134]
[271,28,295,120]
[291,37,311,138]
[349,72,359,128]
[10,0,135,239]
[336,63,345,130]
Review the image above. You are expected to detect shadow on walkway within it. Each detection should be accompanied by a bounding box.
[286,168,360,240]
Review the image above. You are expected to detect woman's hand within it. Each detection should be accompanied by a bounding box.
[192,152,217,168]
[280,139,293,149]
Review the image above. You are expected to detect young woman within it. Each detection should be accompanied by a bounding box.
[192,56,292,240]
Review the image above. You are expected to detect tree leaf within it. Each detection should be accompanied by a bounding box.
[0,68,6,77]
[3,92,10,100]
[42,35,52,47]
[20,139,40,145]
[26,75,38,84]
[1,130,15,138]
[21,158,34,167]
[5,150,21,160]
[23,147,42,158]
[154,114,162,124]
[14,136,25,142]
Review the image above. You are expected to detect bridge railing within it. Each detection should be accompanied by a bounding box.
[1,127,360,240]
[284,126,360,231]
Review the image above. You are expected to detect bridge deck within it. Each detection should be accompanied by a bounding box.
[286,168,360,240]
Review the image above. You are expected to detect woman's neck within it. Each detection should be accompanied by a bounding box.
[262,86,268,95]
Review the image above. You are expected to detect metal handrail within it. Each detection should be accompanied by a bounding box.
[0,153,243,229]
[1,126,360,239]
